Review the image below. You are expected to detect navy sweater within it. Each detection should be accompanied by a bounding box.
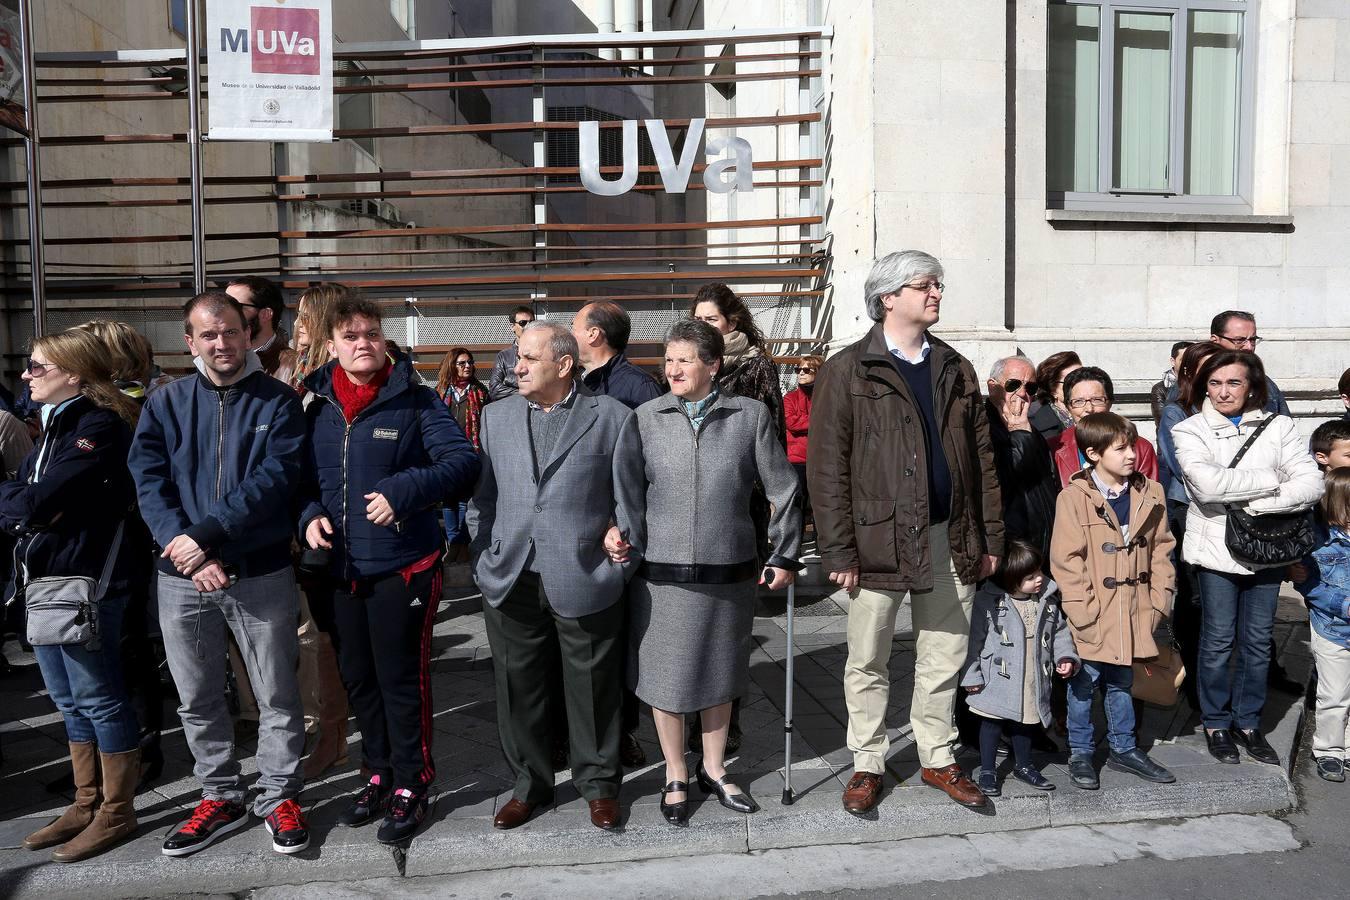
[888,352,952,524]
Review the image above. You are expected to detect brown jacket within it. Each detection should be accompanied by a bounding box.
[1049,471,1176,665]
[806,325,1004,591]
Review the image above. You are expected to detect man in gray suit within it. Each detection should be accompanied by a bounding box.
[468,321,644,833]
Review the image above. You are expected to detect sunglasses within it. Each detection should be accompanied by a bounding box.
[796,367,818,374]
[25,359,57,376]
[1002,378,1037,394]
[512,318,533,327]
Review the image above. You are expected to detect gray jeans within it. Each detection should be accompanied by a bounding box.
[159,568,305,816]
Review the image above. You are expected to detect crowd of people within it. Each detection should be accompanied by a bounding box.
[1,252,1347,866]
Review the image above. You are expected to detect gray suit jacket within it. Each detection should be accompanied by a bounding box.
[467,388,644,617]
[633,392,802,571]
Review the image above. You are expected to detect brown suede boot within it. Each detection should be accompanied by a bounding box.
[51,748,139,863]
[23,742,101,851]
[302,634,349,782]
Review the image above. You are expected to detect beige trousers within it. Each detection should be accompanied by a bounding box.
[844,522,975,772]
[1311,628,1350,758]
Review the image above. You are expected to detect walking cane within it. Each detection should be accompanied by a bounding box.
[781,578,797,805]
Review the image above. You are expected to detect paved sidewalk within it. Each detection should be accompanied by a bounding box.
[0,570,1307,899]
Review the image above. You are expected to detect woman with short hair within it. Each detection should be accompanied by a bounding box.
[1030,351,1081,442]
[619,318,801,826]
[1173,350,1323,767]
[2,328,142,863]
[300,295,480,843]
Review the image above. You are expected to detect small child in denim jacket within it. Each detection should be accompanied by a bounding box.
[1296,467,1350,782]
[961,539,1079,797]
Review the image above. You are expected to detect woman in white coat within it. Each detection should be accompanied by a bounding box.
[1173,350,1323,767]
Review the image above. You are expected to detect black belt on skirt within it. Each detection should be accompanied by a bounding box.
[637,559,759,585]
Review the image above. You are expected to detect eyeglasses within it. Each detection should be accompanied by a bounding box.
[1068,396,1110,410]
[1002,378,1037,395]
[796,367,818,374]
[1218,334,1262,348]
[902,281,944,293]
[25,359,56,376]
[512,318,533,327]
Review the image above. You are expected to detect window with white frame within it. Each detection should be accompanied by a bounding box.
[1046,0,1254,212]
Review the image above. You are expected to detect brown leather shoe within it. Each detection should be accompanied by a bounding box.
[588,798,621,831]
[921,764,988,808]
[493,798,536,830]
[841,771,883,815]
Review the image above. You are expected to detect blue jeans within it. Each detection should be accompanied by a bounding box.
[1196,566,1282,731]
[442,501,469,545]
[33,587,141,753]
[1067,660,1136,756]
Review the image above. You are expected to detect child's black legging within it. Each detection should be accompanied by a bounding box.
[979,718,1039,773]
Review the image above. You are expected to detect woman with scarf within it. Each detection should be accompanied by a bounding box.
[300,294,478,844]
[689,283,786,752]
[435,347,488,561]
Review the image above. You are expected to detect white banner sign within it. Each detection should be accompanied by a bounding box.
[0,5,23,105]
[207,0,332,142]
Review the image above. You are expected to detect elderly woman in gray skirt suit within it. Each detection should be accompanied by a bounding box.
[605,318,801,827]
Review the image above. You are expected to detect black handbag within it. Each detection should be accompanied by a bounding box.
[1222,416,1317,568]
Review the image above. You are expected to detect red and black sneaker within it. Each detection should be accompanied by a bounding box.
[376,788,428,845]
[162,798,249,857]
[264,798,310,854]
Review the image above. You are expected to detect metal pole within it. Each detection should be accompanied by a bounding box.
[782,578,796,805]
[17,0,45,336]
[186,0,206,293]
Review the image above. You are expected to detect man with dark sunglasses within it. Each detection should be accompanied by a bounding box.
[984,356,1058,556]
[489,305,537,401]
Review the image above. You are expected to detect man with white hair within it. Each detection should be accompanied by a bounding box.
[808,250,1004,813]
[985,355,1058,555]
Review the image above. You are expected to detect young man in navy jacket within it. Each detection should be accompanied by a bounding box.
[130,291,311,858]
[300,294,479,844]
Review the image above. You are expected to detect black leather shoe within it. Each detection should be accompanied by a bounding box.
[1205,729,1241,764]
[1233,729,1281,766]
[976,769,1000,797]
[1316,756,1346,782]
[1107,749,1176,784]
[1012,763,1056,791]
[659,780,689,826]
[1068,754,1099,790]
[695,761,759,814]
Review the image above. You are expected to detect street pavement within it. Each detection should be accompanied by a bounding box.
[0,567,1315,899]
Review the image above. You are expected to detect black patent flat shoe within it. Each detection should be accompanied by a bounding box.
[695,761,759,814]
[1233,728,1281,766]
[659,780,689,827]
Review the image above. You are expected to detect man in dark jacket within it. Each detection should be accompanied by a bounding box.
[570,300,661,767]
[985,355,1058,556]
[130,291,310,859]
[808,250,1003,815]
[488,305,535,400]
[299,295,479,844]
[573,301,663,411]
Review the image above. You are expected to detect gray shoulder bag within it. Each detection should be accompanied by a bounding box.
[25,521,124,650]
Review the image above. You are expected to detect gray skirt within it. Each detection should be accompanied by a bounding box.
[627,576,756,714]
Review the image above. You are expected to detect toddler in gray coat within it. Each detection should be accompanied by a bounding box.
[962,540,1079,796]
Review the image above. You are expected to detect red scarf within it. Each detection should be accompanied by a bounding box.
[332,361,392,422]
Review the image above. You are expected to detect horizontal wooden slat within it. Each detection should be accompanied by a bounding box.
[0,112,820,149]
